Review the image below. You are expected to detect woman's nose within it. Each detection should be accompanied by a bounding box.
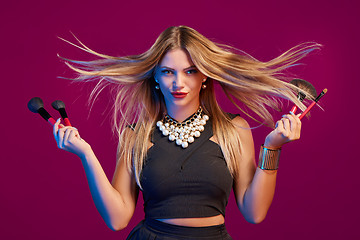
[172,73,185,89]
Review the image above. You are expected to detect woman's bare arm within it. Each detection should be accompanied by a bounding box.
[53,119,138,231]
[232,113,301,223]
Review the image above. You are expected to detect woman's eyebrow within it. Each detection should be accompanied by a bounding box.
[159,66,174,70]
[184,65,196,70]
[159,65,196,70]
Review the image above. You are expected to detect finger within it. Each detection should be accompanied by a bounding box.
[63,128,73,145]
[282,118,290,137]
[290,111,301,121]
[289,113,301,132]
[57,126,72,148]
[53,118,61,138]
[67,126,80,139]
[57,127,65,148]
[294,113,301,128]
[75,130,81,140]
[68,128,80,141]
[276,119,284,132]
[284,113,301,139]
[295,113,302,124]
[294,113,302,138]
[71,129,82,142]
[289,111,298,125]
[66,129,77,144]
[283,114,297,132]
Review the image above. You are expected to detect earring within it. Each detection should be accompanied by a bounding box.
[202,78,207,89]
[154,78,160,90]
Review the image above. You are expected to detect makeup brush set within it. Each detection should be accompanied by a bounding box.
[27,79,327,126]
[288,79,327,120]
[27,97,72,128]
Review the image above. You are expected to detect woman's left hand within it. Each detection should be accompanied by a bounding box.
[264,112,302,149]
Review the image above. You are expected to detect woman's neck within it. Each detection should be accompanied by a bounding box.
[165,104,200,122]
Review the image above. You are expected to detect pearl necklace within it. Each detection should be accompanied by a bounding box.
[156,107,209,149]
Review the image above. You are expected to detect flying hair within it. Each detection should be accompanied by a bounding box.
[58,26,321,188]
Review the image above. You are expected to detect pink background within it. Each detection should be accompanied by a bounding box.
[1,0,358,239]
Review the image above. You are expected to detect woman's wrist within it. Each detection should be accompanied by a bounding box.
[79,148,95,162]
[258,145,281,170]
[263,139,282,150]
[263,145,281,150]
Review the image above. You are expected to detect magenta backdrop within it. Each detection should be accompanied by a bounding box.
[1,0,358,239]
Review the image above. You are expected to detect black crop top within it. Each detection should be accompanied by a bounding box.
[140,114,238,219]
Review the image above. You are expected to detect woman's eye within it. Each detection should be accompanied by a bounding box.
[161,70,173,75]
[186,69,198,74]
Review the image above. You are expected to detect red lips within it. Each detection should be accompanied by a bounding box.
[171,92,188,98]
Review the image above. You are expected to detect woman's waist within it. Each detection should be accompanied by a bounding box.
[156,214,225,227]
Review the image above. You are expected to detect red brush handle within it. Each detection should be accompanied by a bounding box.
[48,118,63,128]
[290,105,298,114]
[48,118,56,126]
[299,101,316,120]
[64,118,71,127]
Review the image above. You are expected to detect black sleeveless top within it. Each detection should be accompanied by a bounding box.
[140,114,238,219]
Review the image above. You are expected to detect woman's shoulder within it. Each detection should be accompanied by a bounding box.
[226,112,240,120]
[226,113,250,129]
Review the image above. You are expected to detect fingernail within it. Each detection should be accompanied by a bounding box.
[289,111,295,115]
[282,115,286,117]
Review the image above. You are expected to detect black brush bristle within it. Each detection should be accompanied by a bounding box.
[27,97,44,113]
[51,100,66,110]
[290,79,317,99]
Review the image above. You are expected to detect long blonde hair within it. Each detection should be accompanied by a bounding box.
[61,26,320,187]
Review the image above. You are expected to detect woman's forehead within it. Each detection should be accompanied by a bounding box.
[159,48,194,69]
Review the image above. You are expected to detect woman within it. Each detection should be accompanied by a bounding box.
[54,26,319,239]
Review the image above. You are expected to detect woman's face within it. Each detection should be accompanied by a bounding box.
[155,48,206,111]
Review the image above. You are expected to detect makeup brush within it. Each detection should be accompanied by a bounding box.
[289,79,317,114]
[28,97,59,127]
[51,100,72,126]
[299,89,328,120]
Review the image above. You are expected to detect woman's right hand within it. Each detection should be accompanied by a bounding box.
[53,118,92,158]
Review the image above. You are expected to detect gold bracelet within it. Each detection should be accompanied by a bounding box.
[258,145,281,170]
